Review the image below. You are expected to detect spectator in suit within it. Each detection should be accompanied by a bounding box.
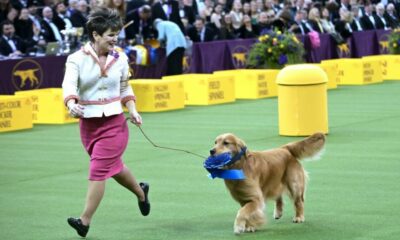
[125,5,154,42]
[70,0,88,30]
[40,6,63,42]
[152,0,185,34]
[350,5,364,31]
[53,2,73,31]
[385,3,400,28]
[180,0,196,25]
[360,3,376,30]
[153,18,187,75]
[290,9,312,35]
[187,16,216,42]
[14,7,33,39]
[374,3,390,29]
[0,20,24,57]
[334,8,353,41]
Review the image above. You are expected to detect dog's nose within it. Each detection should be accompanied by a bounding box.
[210,149,216,156]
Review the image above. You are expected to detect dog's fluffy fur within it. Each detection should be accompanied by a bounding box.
[209,132,326,234]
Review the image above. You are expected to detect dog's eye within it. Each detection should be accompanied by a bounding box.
[223,141,229,145]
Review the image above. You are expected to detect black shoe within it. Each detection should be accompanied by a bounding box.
[67,217,89,237]
[138,182,150,216]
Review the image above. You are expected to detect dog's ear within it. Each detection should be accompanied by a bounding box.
[234,136,246,151]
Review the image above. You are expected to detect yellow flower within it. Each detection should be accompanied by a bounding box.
[280,44,284,49]
[292,37,299,43]
[277,31,282,35]
[393,43,398,48]
[268,48,272,53]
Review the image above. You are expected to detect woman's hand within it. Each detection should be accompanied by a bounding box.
[129,110,142,126]
[67,101,84,118]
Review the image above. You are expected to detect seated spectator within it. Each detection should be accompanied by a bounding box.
[218,13,239,40]
[374,3,390,30]
[0,20,24,57]
[385,3,400,29]
[258,10,275,35]
[290,9,312,35]
[0,0,12,23]
[360,3,376,30]
[40,6,64,42]
[271,9,294,33]
[321,7,335,34]
[180,0,196,25]
[230,0,243,30]
[6,7,18,23]
[152,0,185,34]
[334,8,353,41]
[250,0,259,24]
[70,0,88,31]
[187,16,217,42]
[307,7,325,33]
[239,14,259,39]
[210,3,223,30]
[14,7,34,39]
[53,2,73,31]
[350,4,364,31]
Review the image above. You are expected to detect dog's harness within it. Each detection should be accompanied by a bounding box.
[203,147,247,180]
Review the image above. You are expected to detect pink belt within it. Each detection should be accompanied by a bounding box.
[79,96,121,105]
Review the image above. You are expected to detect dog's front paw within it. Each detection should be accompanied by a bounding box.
[274,209,283,220]
[234,225,246,235]
[245,226,256,233]
[292,216,305,223]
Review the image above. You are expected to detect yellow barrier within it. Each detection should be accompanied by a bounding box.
[15,88,78,124]
[365,55,400,81]
[129,79,185,112]
[323,58,382,85]
[277,64,328,136]
[318,62,338,89]
[163,74,235,105]
[361,56,383,83]
[0,95,33,132]
[213,69,279,99]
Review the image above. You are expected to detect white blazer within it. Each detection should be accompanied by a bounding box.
[62,43,135,118]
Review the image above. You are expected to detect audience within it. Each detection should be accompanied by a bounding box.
[0,0,399,60]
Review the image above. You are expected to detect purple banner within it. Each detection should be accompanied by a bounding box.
[350,30,379,57]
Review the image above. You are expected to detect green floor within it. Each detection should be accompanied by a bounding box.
[1,81,400,240]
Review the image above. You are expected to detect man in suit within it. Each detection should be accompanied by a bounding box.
[0,20,24,57]
[70,0,88,31]
[40,6,63,43]
[350,5,364,31]
[125,5,154,42]
[360,4,376,30]
[151,0,185,34]
[374,3,390,29]
[53,2,73,31]
[187,17,216,42]
[385,3,400,28]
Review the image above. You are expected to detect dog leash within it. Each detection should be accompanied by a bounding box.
[126,118,206,159]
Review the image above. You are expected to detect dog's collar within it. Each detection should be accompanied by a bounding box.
[229,147,247,166]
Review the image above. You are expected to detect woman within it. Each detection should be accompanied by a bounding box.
[62,8,150,238]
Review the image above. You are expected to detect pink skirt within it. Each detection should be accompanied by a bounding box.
[79,113,128,181]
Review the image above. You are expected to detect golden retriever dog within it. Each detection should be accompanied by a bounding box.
[209,132,326,234]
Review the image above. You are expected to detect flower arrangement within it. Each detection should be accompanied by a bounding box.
[388,28,400,54]
[246,30,305,69]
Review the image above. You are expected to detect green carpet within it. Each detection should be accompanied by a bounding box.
[1,81,400,240]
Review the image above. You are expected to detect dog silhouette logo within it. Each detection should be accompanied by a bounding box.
[12,59,43,91]
[337,43,351,58]
[378,33,389,54]
[231,45,249,68]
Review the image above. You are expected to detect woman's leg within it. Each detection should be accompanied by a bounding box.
[112,166,145,201]
[80,180,106,226]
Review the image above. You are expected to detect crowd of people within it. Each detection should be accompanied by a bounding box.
[1,0,400,59]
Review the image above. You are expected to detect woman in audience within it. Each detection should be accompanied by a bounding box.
[219,13,238,39]
[239,14,259,38]
[230,0,243,30]
[308,7,325,33]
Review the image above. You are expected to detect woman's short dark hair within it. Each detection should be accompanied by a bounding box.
[86,7,123,42]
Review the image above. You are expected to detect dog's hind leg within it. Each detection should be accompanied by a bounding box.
[234,200,265,234]
[274,196,283,219]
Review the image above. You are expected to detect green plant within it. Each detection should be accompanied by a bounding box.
[246,30,305,69]
[388,29,400,54]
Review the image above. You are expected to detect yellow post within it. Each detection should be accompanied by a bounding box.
[277,64,328,136]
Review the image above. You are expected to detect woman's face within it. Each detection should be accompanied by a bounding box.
[113,0,122,7]
[243,3,250,12]
[93,28,119,53]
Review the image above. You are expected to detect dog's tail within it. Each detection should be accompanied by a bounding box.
[283,132,326,161]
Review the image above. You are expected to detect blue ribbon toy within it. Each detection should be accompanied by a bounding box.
[203,147,247,180]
